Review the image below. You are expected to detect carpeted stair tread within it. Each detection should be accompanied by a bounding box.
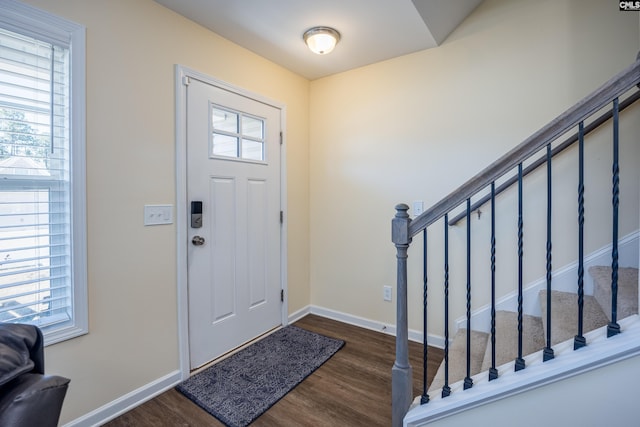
[539,290,609,346]
[480,310,544,372]
[428,328,488,393]
[589,266,638,322]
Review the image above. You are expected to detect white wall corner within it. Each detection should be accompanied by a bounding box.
[307,305,445,349]
[288,305,311,324]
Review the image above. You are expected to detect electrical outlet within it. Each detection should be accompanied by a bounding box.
[412,200,424,217]
[383,285,392,302]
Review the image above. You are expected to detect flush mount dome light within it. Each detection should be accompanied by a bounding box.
[303,26,341,55]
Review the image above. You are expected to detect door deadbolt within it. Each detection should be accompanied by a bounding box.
[192,236,205,246]
[191,201,203,228]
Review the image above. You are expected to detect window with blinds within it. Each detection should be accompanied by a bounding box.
[0,1,86,344]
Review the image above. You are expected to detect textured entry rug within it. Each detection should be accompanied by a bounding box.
[176,325,345,427]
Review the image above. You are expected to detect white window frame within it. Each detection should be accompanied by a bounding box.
[0,0,87,345]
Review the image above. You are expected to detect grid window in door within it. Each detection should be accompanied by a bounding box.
[211,105,265,161]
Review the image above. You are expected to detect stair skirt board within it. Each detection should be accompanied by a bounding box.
[407,315,640,427]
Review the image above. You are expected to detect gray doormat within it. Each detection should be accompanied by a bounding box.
[176,325,345,427]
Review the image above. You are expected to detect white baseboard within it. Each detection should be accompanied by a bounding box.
[63,370,182,427]
[289,304,446,349]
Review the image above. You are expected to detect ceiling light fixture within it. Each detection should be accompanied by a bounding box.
[303,26,341,55]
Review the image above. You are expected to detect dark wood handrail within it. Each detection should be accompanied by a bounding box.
[447,89,640,225]
[408,57,640,238]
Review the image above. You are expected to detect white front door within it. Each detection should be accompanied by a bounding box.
[186,78,282,369]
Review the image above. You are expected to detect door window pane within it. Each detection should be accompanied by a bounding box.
[242,116,263,139]
[242,139,263,161]
[212,107,237,133]
[212,134,238,157]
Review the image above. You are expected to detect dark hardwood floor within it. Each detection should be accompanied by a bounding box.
[103,314,443,426]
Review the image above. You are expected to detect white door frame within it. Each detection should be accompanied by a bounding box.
[174,65,288,379]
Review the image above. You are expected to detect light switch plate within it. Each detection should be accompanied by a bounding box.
[144,204,173,226]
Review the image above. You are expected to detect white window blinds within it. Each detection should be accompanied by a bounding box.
[0,27,74,330]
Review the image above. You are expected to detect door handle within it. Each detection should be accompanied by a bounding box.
[192,236,205,246]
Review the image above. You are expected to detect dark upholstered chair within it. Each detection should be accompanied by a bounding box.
[0,324,70,427]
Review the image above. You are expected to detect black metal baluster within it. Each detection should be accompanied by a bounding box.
[421,229,429,404]
[515,164,525,371]
[464,199,473,390]
[442,215,451,398]
[489,182,498,380]
[575,122,587,350]
[543,145,555,362]
[608,97,621,338]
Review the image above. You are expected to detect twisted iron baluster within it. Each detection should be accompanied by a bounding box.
[464,199,473,390]
[442,215,451,398]
[515,164,525,371]
[575,122,587,350]
[421,229,429,404]
[489,182,498,380]
[543,144,555,362]
[608,98,621,338]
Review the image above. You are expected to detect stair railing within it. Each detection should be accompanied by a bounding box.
[391,54,640,427]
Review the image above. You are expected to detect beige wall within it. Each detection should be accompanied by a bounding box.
[11,0,640,424]
[309,0,640,334]
[20,0,310,423]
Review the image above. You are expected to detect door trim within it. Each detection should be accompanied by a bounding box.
[175,65,288,379]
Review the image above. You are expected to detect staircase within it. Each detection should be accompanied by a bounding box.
[428,266,638,393]
[390,53,640,427]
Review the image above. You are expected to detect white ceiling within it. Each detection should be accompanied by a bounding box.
[154,0,483,80]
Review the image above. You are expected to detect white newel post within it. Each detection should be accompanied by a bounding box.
[392,204,412,427]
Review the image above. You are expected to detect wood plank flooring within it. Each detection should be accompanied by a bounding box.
[103,314,443,426]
